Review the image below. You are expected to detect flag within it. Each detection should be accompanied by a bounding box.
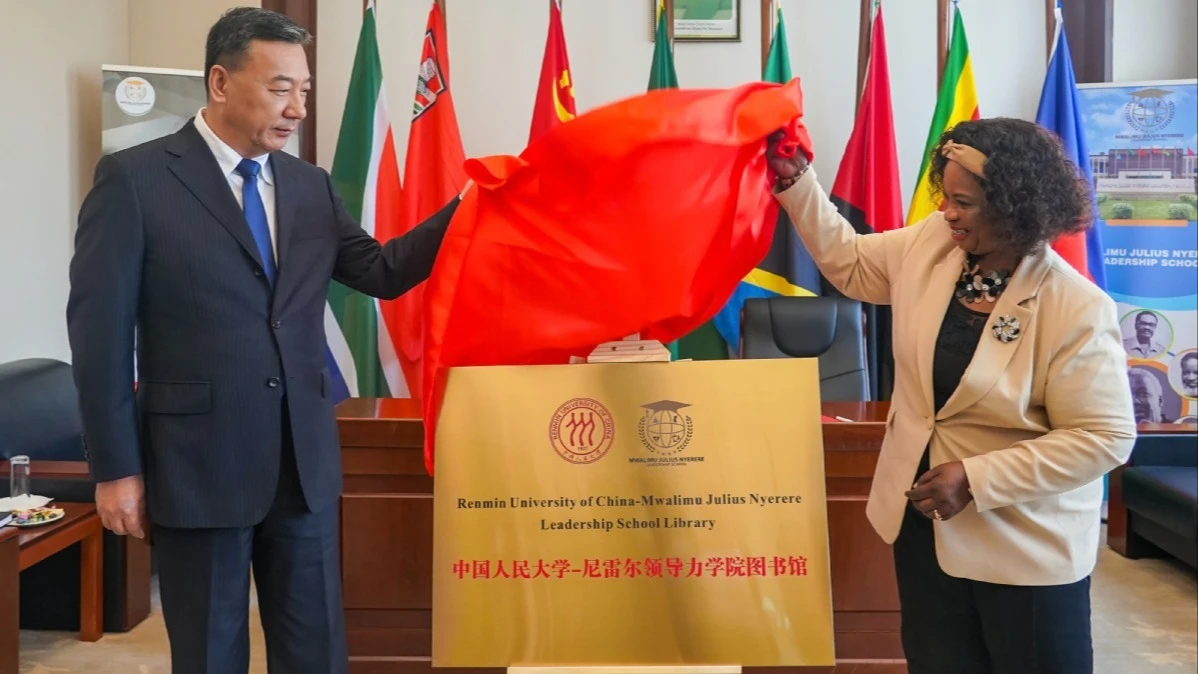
[1035,2,1106,290]
[324,0,406,401]
[648,0,726,360]
[712,4,821,354]
[648,0,678,90]
[907,3,979,225]
[529,0,576,144]
[387,0,467,401]
[422,80,811,473]
[828,1,902,400]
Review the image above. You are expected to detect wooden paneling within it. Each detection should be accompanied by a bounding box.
[1059,0,1113,83]
[336,398,901,672]
[261,0,319,163]
[0,531,18,674]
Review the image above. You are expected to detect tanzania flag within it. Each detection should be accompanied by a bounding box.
[828,2,902,400]
[712,5,820,353]
[388,0,467,401]
[1035,4,1107,290]
[324,0,406,401]
[529,0,576,143]
[906,3,979,225]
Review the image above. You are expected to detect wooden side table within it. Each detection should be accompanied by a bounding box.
[0,502,104,674]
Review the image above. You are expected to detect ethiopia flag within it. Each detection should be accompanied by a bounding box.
[906,3,979,225]
[324,0,407,400]
[529,0,576,143]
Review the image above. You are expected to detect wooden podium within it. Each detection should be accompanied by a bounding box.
[336,398,903,674]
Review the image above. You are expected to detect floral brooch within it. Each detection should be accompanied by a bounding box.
[992,315,1021,343]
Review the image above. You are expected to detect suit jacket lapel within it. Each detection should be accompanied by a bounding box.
[166,122,265,271]
[935,247,1052,420]
[917,248,966,417]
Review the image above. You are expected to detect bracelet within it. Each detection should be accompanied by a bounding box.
[776,164,809,192]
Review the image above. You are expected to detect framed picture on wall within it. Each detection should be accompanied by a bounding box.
[653,0,741,41]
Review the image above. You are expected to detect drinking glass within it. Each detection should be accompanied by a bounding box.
[8,455,31,504]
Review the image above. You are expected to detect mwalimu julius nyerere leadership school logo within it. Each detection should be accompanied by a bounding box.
[549,398,614,464]
[638,400,694,456]
[1125,87,1176,132]
[412,31,446,120]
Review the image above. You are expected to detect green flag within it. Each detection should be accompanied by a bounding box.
[764,5,791,83]
[648,0,678,90]
[650,1,729,361]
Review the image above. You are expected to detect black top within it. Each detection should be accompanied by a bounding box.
[932,299,990,413]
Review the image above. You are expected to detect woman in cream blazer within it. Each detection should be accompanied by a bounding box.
[768,118,1136,673]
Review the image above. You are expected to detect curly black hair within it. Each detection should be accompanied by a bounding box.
[928,117,1092,254]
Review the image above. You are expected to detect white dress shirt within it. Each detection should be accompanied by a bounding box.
[193,108,278,260]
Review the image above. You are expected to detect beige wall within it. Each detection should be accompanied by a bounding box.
[0,0,130,362]
[128,0,259,72]
[1113,0,1198,82]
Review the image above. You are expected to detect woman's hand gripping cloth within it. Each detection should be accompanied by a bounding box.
[421,78,813,475]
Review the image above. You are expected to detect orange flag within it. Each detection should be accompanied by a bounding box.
[384,0,467,401]
[421,80,811,474]
[529,0,576,143]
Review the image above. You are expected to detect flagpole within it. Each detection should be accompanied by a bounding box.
[936,0,949,86]
[1045,0,1056,62]
[760,0,775,75]
[665,0,675,44]
[855,0,872,112]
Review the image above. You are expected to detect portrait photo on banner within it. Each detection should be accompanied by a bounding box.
[1077,78,1198,423]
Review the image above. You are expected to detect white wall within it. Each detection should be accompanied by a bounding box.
[128,0,257,71]
[1113,0,1198,82]
[0,0,130,362]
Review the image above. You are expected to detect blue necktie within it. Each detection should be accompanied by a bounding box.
[235,159,276,285]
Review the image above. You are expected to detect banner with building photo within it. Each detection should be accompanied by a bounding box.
[102,64,302,156]
[1078,79,1198,424]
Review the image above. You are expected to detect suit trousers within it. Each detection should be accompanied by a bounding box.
[152,407,347,674]
[893,452,1093,674]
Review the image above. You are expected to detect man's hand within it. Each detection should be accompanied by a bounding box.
[905,461,972,522]
[95,474,148,538]
[766,130,810,180]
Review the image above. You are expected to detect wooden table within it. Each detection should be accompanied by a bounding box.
[335,397,897,674]
[0,502,104,674]
[0,461,152,634]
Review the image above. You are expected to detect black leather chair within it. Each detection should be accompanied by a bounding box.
[0,357,150,632]
[740,296,870,401]
[1121,433,1197,569]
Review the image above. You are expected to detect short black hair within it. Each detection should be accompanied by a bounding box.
[204,7,310,91]
[1182,352,1198,366]
[928,117,1092,255]
[1136,310,1158,323]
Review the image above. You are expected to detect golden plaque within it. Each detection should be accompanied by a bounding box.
[432,359,835,667]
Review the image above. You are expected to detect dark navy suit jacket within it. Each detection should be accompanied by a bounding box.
[66,120,458,528]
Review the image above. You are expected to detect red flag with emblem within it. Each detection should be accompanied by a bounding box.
[384,0,467,401]
[529,0,576,143]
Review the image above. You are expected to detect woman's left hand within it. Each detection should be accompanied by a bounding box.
[906,461,973,521]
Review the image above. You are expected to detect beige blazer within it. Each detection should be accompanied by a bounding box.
[776,168,1136,586]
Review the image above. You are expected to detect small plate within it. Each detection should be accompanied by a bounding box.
[7,507,66,528]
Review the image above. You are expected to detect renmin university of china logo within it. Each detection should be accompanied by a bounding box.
[549,398,614,464]
[638,400,694,456]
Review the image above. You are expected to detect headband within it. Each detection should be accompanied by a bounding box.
[941,139,987,179]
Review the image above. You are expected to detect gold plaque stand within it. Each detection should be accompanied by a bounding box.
[508,667,740,673]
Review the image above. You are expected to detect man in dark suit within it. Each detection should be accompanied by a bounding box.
[66,8,457,673]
